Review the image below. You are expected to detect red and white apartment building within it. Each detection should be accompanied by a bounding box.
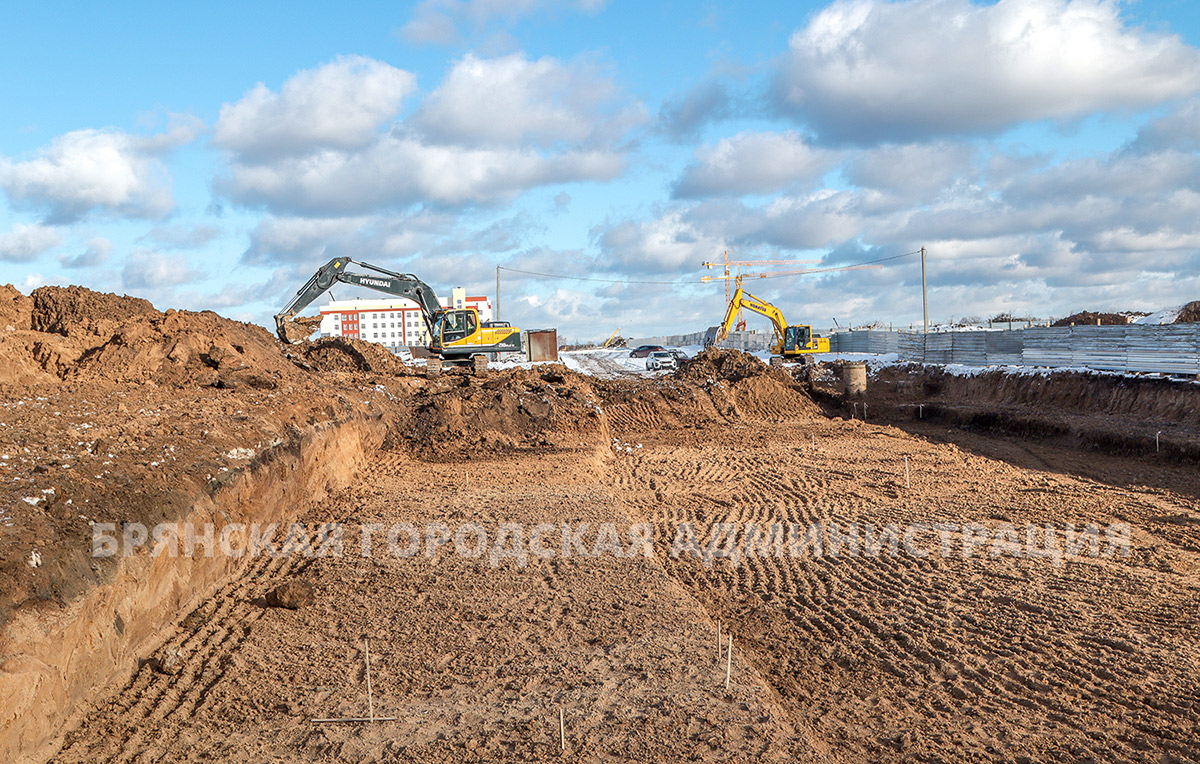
[318,287,493,351]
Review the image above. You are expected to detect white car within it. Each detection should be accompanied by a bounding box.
[645,351,678,371]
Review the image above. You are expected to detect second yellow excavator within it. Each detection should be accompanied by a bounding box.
[705,287,829,362]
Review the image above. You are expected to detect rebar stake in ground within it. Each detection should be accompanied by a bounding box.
[312,637,398,723]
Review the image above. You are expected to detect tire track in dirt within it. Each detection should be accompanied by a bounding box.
[53,546,318,764]
[621,415,1200,763]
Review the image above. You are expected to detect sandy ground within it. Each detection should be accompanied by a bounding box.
[4,284,1199,763]
[49,407,1200,763]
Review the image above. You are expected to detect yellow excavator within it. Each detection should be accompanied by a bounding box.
[706,287,829,362]
[275,257,522,363]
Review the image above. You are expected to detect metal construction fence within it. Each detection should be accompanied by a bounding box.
[628,330,773,352]
[829,325,1200,376]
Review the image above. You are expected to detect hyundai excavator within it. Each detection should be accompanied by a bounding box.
[705,287,829,362]
[274,257,521,363]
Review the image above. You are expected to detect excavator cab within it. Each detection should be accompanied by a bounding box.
[429,307,521,362]
[432,309,478,344]
[783,324,812,353]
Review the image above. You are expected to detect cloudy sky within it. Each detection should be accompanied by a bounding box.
[2,0,1199,340]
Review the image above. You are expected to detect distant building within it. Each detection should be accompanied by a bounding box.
[318,288,493,350]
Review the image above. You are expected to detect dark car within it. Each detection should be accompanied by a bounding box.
[629,345,666,358]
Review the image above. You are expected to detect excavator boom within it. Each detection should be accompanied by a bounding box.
[274,257,441,341]
[274,257,523,363]
[708,287,829,359]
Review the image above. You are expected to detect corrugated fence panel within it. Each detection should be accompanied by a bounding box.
[1125,325,1200,375]
[711,326,1200,374]
[899,333,925,362]
[949,333,987,365]
[985,331,1023,365]
[1069,325,1126,371]
[871,332,901,354]
[923,333,954,365]
[1023,328,1070,367]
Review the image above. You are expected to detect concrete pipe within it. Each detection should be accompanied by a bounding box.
[843,361,867,396]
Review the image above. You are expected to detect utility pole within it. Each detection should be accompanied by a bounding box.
[921,246,928,334]
[496,265,500,321]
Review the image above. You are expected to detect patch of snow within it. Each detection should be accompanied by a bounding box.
[1134,305,1183,325]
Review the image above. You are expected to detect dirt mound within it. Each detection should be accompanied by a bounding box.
[302,336,412,376]
[69,309,300,388]
[31,285,157,338]
[598,350,822,433]
[404,367,609,457]
[0,284,32,331]
[728,373,821,421]
[0,285,305,389]
[1176,300,1200,323]
[677,347,773,382]
[1051,310,1130,327]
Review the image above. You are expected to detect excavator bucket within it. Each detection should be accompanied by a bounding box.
[277,315,321,345]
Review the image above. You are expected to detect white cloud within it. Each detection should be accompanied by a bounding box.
[843,142,978,199]
[242,215,376,265]
[673,131,837,198]
[213,56,416,161]
[140,223,223,249]
[0,224,62,263]
[59,237,112,269]
[658,80,736,142]
[0,129,175,223]
[137,113,207,153]
[20,272,67,293]
[415,52,645,148]
[219,135,624,213]
[121,250,201,290]
[595,210,728,274]
[401,0,606,45]
[1129,99,1200,154]
[215,53,635,216]
[775,0,1200,142]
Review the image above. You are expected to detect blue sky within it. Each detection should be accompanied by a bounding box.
[3,0,1200,341]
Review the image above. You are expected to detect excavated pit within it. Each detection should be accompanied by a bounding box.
[2,285,1199,764]
[1,288,824,763]
[836,364,1200,463]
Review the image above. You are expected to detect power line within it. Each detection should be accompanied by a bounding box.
[497,250,921,285]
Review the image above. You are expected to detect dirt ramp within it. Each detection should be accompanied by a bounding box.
[599,381,734,433]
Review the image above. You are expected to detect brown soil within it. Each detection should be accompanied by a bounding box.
[0,285,33,331]
[1050,310,1130,327]
[853,364,1200,462]
[1176,300,1200,323]
[2,284,1199,764]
